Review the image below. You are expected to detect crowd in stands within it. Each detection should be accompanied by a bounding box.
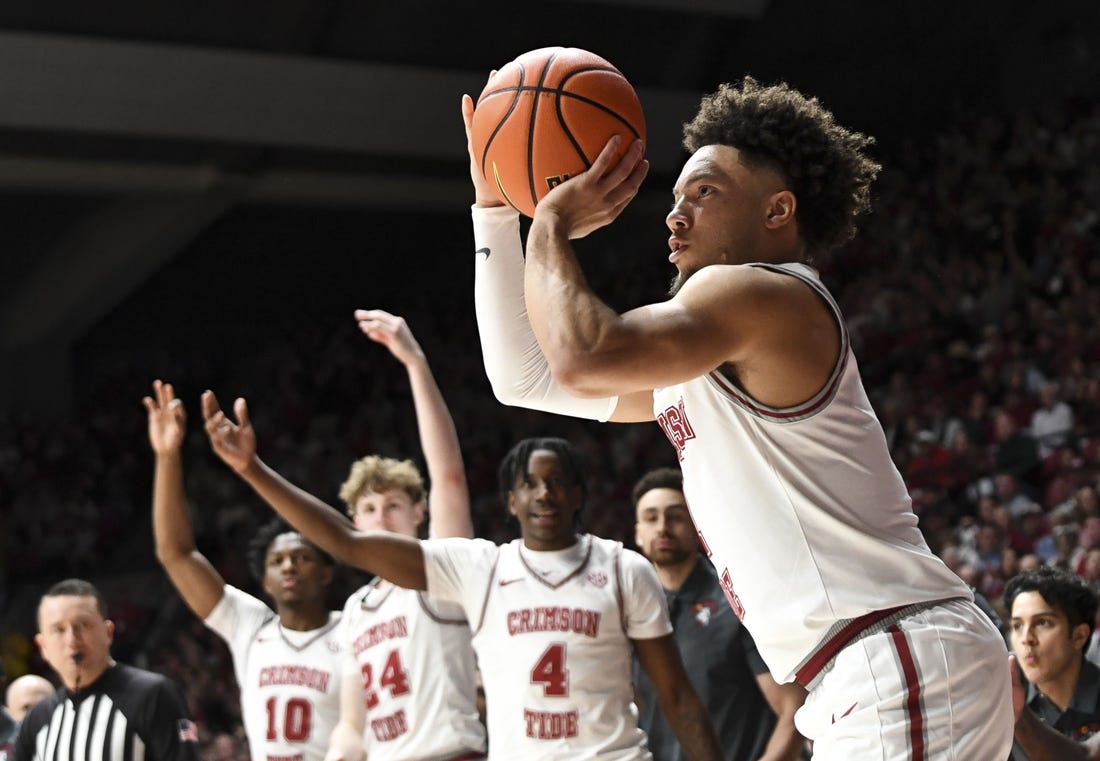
[1,95,1098,758]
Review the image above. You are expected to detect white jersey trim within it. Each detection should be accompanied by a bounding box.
[705,262,851,423]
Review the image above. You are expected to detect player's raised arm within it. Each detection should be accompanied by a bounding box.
[200,390,428,590]
[144,379,226,619]
[354,308,471,539]
[462,93,655,424]
[632,634,722,761]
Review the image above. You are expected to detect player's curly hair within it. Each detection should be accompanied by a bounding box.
[1003,566,1099,639]
[247,517,335,584]
[338,455,426,518]
[682,76,880,254]
[498,437,588,527]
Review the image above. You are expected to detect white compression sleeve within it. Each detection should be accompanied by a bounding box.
[472,205,618,422]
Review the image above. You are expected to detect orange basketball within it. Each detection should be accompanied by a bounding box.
[471,47,646,218]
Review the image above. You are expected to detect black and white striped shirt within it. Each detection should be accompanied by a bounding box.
[14,665,197,761]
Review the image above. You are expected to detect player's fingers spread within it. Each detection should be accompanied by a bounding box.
[142,396,155,413]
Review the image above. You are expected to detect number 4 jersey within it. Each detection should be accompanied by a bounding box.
[205,585,344,761]
[423,535,671,760]
[338,580,485,760]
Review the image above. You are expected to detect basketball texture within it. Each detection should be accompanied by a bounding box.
[471,47,646,218]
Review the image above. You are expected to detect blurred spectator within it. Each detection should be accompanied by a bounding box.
[991,409,1042,485]
[1031,381,1075,459]
[204,733,247,761]
[4,674,53,722]
[995,473,1042,520]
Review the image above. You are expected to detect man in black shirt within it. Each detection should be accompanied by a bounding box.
[630,468,807,761]
[1007,567,1100,759]
[14,579,198,761]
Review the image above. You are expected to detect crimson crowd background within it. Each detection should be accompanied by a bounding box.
[2,95,1099,758]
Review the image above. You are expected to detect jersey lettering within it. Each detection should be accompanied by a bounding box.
[370,709,409,742]
[264,696,314,743]
[530,643,569,697]
[657,398,696,461]
[720,569,746,620]
[360,648,412,710]
[523,709,579,739]
[506,607,600,637]
[352,615,408,655]
[258,665,331,692]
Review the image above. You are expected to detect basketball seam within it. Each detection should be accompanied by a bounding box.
[479,68,525,215]
[527,50,561,211]
[555,67,643,169]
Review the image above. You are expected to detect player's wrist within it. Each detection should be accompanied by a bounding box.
[473,191,506,208]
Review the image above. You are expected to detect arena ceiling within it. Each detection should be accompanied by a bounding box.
[0,0,1096,414]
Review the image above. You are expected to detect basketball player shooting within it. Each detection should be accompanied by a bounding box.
[466,75,1014,758]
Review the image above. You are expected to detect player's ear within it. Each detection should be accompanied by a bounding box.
[507,491,517,517]
[764,190,796,230]
[413,499,427,527]
[1072,621,1090,651]
[105,619,115,643]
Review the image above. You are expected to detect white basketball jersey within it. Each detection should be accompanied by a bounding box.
[338,580,485,760]
[423,535,670,760]
[206,586,344,761]
[651,262,971,683]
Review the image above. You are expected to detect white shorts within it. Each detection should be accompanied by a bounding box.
[794,599,1013,760]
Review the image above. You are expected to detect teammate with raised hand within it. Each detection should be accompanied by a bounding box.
[147,379,343,761]
[201,390,721,760]
[199,309,486,761]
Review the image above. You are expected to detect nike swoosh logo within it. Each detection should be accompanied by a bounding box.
[498,578,524,587]
[831,702,858,724]
[475,247,491,259]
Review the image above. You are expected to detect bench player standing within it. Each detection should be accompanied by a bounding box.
[148,379,343,761]
[323,309,486,761]
[199,391,722,761]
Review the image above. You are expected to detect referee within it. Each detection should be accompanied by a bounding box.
[14,579,198,761]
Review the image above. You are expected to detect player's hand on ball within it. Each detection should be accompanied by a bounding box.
[462,79,505,209]
[201,390,257,473]
[143,379,186,454]
[536,135,648,240]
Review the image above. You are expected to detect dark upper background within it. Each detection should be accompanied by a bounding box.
[1,0,1097,416]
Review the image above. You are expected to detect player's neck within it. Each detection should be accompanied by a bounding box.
[654,552,699,593]
[276,603,330,632]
